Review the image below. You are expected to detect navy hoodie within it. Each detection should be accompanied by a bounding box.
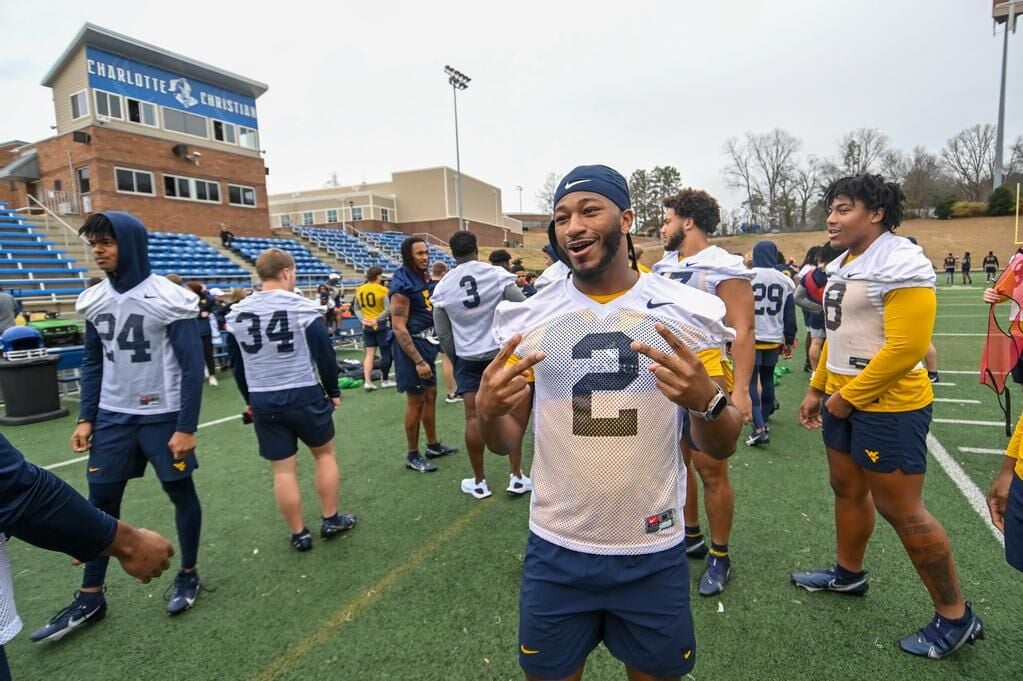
[752,240,797,345]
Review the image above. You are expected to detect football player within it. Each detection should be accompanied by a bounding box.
[353,267,395,390]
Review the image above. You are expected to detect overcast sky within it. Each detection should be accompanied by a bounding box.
[2,0,1020,215]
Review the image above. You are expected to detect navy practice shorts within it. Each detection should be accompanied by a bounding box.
[518,533,695,679]
[253,398,335,461]
[454,356,492,395]
[87,417,197,484]
[1006,474,1023,572]
[394,337,438,394]
[363,324,390,348]
[822,401,932,474]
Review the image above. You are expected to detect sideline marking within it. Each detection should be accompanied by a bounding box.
[958,447,1004,456]
[933,418,1004,427]
[927,434,1003,547]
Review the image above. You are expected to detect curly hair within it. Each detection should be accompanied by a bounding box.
[823,174,905,232]
[661,188,721,234]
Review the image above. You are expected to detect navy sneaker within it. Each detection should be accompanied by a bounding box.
[899,605,984,659]
[291,528,313,552]
[166,571,201,615]
[321,513,357,538]
[406,453,438,472]
[745,430,770,447]
[698,555,731,596]
[685,538,709,559]
[424,442,458,459]
[790,566,868,596]
[29,592,106,642]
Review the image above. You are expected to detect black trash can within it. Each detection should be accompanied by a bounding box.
[0,327,69,425]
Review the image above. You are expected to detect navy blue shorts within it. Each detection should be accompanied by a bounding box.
[822,401,932,474]
[518,533,695,679]
[755,347,780,367]
[454,356,492,395]
[1006,474,1023,572]
[253,398,335,461]
[87,418,197,484]
[362,324,390,348]
[394,337,438,394]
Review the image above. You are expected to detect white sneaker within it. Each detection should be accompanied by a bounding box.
[460,478,492,500]
[445,393,463,404]
[208,375,219,387]
[380,380,397,388]
[507,473,533,495]
[364,382,377,391]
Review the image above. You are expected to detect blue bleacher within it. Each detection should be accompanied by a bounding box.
[148,232,252,289]
[360,231,457,270]
[292,226,400,275]
[0,203,88,299]
[228,236,337,285]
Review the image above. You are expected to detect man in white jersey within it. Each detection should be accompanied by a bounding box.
[477,165,741,681]
[432,230,532,500]
[746,240,796,446]
[31,213,206,643]
[652,188,755,596]
[534,239,572,291]
[227,249,355,552]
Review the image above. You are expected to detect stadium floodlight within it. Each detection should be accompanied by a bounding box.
[445,65,471,231]
[994,1,1021,190]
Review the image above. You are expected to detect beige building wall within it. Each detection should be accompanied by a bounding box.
[52,47,90,133]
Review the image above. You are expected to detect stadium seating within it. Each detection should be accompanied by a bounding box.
[0,203,88,299]
[147,231,252,289]
[360,231,457,270]
[292,226,400,276]
[228,236,336,285]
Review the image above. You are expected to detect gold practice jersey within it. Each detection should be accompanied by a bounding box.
[493,274,734,556]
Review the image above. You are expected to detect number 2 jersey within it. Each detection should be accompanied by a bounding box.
[76,274,199,416]
[493,274,734,556]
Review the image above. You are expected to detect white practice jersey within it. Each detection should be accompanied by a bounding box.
[822,231,935,376]
[750,267,795,343]
[76,275,198,415]
[430,260,517,357]
[652,245,753,296]
[226,290,324,393]
[0,536,21,646]
[493,274,734,556]
[534,260,572,290]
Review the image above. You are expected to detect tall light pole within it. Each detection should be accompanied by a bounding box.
[445,65,470,231]
[994,1,1020,190]
[514,185,523,213]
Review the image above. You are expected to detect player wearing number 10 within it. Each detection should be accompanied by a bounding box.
[226,248,355,552]
[31,212,206,643]
[479,165,742,680]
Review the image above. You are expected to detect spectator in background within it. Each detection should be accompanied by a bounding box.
[430,262,460,403]
[185,281,218,387]
[488,249,512,272]
[962,251,972,285]
[219,225,234,248]
[943,252,957,285]
[515,270,537,298]
[0,286,19,335]
[984,251,1000,283]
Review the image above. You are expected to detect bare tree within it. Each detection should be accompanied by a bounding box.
[824,127,892,179]
[748,129,801,228]
[535,172,560,213]
[901,146,949,210]
[722,137,763,226]
[880,149,909,184]
[324,171,340,187]
[1007,135,1023,183]
[941,124,997,201]
[792,157,823,229]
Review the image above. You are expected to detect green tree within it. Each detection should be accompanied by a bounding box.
[988,186,1015,216]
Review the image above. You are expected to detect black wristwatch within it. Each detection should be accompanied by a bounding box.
[688,384,729,422]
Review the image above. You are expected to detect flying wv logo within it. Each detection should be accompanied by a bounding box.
[864,449,880,464]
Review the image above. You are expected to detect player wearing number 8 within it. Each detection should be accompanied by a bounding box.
[30,213,207,643]
[225,249,354,552]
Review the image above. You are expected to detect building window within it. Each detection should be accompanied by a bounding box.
[94,90,123,120]
[212,120,237,144]
[279,214,291,227]
[302,212,314,226]
[326,209,338,223]
[164,174,221,203]
[238,126,258,150]
[127,98,157,127]
[380,208,390,222]
[163,107,208,138]
[228,184,256,207]
[76,167,90,194]
[70,90,89,120]
[351,207,363,221]
[115,168,155,195]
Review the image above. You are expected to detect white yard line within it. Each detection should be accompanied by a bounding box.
[958,447,1005,456]
[933,397,981,404]
[927,434,1004,547]
[938,370,979,375]
[933,418,1005,427]
[43,455,89,471]
[932,333,986,337]
[931,382,957,387]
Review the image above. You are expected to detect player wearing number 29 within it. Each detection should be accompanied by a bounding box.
[795,175,984,659]
[226,248,355,552]
[478,165,741,681]
[31,212,206,643]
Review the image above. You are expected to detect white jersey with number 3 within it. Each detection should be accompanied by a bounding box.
[76,275,198,415]
[493,274,734,556]
[226,290,324,393]
[652,245,753,296]
[431,260,517,357]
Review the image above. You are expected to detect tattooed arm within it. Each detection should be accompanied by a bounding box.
[391,292,433,379]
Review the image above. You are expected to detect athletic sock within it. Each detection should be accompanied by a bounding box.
[709,542,729,559]
[834,563,865,583]
[685,525,704,543]
[426,442,441,450]
[944,607,972,626]
[78,590,104,603]
[407,450,420,459]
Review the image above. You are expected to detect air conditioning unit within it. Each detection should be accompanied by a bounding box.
[58,202,73,215]
[95,114,110,124]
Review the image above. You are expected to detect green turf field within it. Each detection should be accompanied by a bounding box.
[4,284,1021,681]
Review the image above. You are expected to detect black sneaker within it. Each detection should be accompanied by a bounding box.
[291,528,313,552]
[899,604,984,659]
[745,430,770,447]
[424,442,458,459]
[406,453,438,472]
[685,538,709,559]
[29,592,107,642]
[321,514,357,538]
[165,571,201,615]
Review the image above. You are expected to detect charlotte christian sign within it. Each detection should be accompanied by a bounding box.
[85,46,258,129]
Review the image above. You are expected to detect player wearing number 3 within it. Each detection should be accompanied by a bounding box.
[226,248,355,552]
[31,213,206,643]
[478,165,742,681]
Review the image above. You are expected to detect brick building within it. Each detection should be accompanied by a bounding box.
[0,23,270,237]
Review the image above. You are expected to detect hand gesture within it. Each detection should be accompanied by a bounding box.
[106,523,175,583]
[476,334,545,420]
[982,288,1002,304]
[629,323,717,411]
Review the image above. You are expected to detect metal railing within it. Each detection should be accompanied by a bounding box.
[38,189,82,217]
[16,196,87,254]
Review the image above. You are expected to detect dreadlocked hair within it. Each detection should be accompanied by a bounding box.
[400,236,426,270]
[824,174,905,232]
[662,188,721,234]
[78,213,115,241]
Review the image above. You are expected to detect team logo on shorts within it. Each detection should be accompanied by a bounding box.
[865,449,880,464]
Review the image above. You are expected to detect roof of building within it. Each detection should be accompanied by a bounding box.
[41,23,268,98]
